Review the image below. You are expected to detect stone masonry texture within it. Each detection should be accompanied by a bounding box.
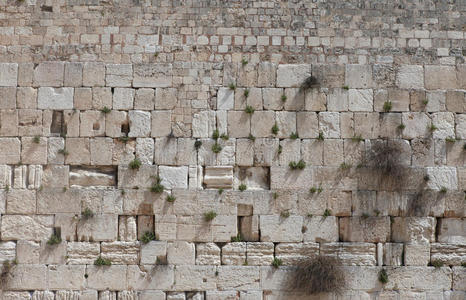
[0,0,465,299]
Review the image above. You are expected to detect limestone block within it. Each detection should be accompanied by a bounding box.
[86,265,128,290]
[392,217,436,244]
[323,139,344,166]
[431,112,454,139]
[2,264,47,290]
[217,138,236,165]
[18,109,43,136]
[296,112,318,138]
[0,63,18,86]
[270,167,313,190]
[141,241,167,264]
[66,242,100,264]
[453,267,466,291]
[345,64,373,88]
[446,90,466,113]
[373,64,396,88]
[348,89,373,111]
[119,215,137,241]
[138,291,166,300]
[6,189,36,214]
[254,138,279,166]
[438,218,466,244]
[0,87,16,109]
[1,215,53,241]
[426,167,458,190]
[92,87,112,109]
[425,65,457,89]
[222,242,246,265]
[319,112,340,138]
[240,215,260,242]
[275,111,296,138]
[251,111,275,138]
[275,242,319,265]
[83,62,105,87]
[38,87,74,110]
[101,241,139,264]
[151,110,172,137]
[260,215,303,242]
[63,110,80,137]
[218,87,234,110]
[133,63,172,87]
[383,243,403,266]
[64,62,83,87]
[276,64,311,88]
[155,88,178,110]
[33,62,65,87]
[236,139,254,166]
[431,243,466,265]
[167,292,186,300]
[0,241,16,263]
[339,217,390,242]
[205,291,238,300]
[176,138,197,165]
[402,112,431,139]
[353,112,379,139]
[278,139,300,167]
[228,111,250,138]
[203,166,233,189]
[0,109,18,137]
[20,137,46,164]
[17,87,37,109]
[89,138,113,166]
[32,291,55,300]
[159,166,188,189]
[113,88,134,110]
[327,88,348,111]
[301,139,323,166]
[303,216,338,242]
[16,240,39,264]
[397,65,424,89]
[41,165,69,188]
[105,64,132,87]
[13,165,27,189]
[217,266,260,290]
[246,242,274,266]
[128,110,151,137]
[384,266,452,291]
[173,265,216,291]
[135,138,154,164]
[118,165,157,189]
[283,88,305,111]
[320,242,376,266]
[196,243,221,265]
[154,137,177,165]
[167,241,195,265]
[65,138,91,165]
[0,165,11,189]
[80,111,105,137]
[77,214,118,242]
[105,110,127,137]
[263,88,284,110]
[192,111,216,138]
[39,240,66,264]
[135,88,154,110]
[233,167,269,190]
[257,62,276,87]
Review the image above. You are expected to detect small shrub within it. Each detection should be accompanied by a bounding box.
[5,184,9,192]
[361,212,370,219]
[429,124,437,132]
[204,211,217,222]
[118,136,130,143]
[166,195,176,202]
[239,184,247,192]
[231,233,243,242]
[212,129,219,140]
[47,228,62,246]
[140,231,156,244]
[378,269,389,284]
[290,132,299,139]
[397,123,406,130]
[58,148,69,156]
[288,159,306,170]
[383,101,392,112]
[317,187,323,193]
[228,83,236,91]
[100,106,111,114]
[273,192,279,199]
[317,131,324,141]
[342,85,349,90]
[212,143,222,153]
[445,137,456,143]
[309,187,317,194]
[218,188,224,195]
[271,123,279,135]
[150,177,164,193]
[440,187,447,194]
[33,136,40,144]
[220,133,229,140]
[281,94,287,102]
[463,143,466,151]
[300,76,319,91]
[194,140,202,150]
[129,158,141,170]
[94,256,111,266]
[423,175,430,182]
[1,260,16,286]
[247,134,256,141]
[243,89,249,98]
[352,135,363,142]
[431,260,444,268]
[241,58,248,66]
[278,144,282,154]
[272,257,283,268]
[288,255,345,294]
[280,211,290,218]
[423,99,429,105]
[323,209,331,218]
[81,207,94,220]
[340,162,352,170]
[461,262,466,267]
[374,209,381,217]
[245,105,255,114]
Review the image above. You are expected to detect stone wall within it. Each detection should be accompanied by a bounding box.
[0,0,465,299]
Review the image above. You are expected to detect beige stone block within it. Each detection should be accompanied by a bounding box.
[16,87,37,109]
[77,214,118,242]
[141,241,167,265]
[323,139,344,166]
[64,62,83,87]
[118,165,158,189]
[236,139,254,166]
[0,63,18,87]
[263,88,284,110]
[321,242,376,266]
[246,242,274,266]
[67,242,100,265]
[438,218,466,244]
[173,265,216,291]
[345,64,373,88]
[133,63,172,88]
[301,139,323,166]
[2,264,47,290]
[16,240,40,264]
[151,110,171,137]
[453,267,466,291]
[90,137,113,165]
[18,109,42,136]
[1,215,53,241]
[39,239,66,264]
[384,266,452,291]
[431,243,466,266]
[275,242,319,265]
[383,243,403,266]
[41,165,69,188]
[74,88,92,110]
[135,88,154,110]
[339,217,390,242]
[402,112,430,139]
[284,88,305,111]
[275,111,296,138]
[0,109,18,137]
[327,88,348,111]
[83,62,105,87]
[127,265,174,291]
[101,241,139,264]
[65,138,91,165]
[425,65,457,89]
[80,111,105,137]
[33,62,65,87]
[63,110,80,137]
[0,87,16,109]
[397,65,424,89]
[257,62,276,87]
[228,111,250,138]
[129,110,151,137]
[113,87,134,110]
[217,266,260,290]
[296,112,318,138]
[222,242,246,265]
[251,111,275,138]
[305,89,327,111]
[86,265,128,290]
[92,87,112,109]
[105,110,127,138]
[6,189,35,214]
[240,215,260,242]
[119,215,137,241]
[196,242,221,265]
[260,215,303,242]
[20,137,46,165]
[278,139,300,167]
[270,166,313,190]
[253,138,279,166]
[105,64,132,87]
[155,88,177,110]
[392,217,436,244]
[319,112,340,138]
[303,216,338,242]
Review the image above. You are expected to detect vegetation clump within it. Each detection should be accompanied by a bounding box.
[204,211,217,222]
[272,257,283,268]
[150,176,164,193]
[378,268,389,284]
[129,158,141,170]
[94,256,111,266]
[289,159,306,170]
[47,228,62,246]
[141,231,156,244]
[81,208,94,220]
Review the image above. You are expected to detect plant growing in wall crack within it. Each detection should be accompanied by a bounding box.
[141,231,156,244]
[204,211,217,222]
[150,176,164,193]
[94,256,111,266]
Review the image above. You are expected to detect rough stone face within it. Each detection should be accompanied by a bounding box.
[33,62,65,87]
[392,217,436,244]
[320,242,377,266]
[438,218,466,244]
[1,215,54,241]
[260,215,303,242]
[0,63,18,86]
[339,217,390,243]
[37,87,74,109]
[276,64,311,88]
[397,65,424,89]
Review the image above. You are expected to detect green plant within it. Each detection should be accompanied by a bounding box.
[228,83,236,90]
[278,144,282,154]
[289,159,306,170]
[63,186,67,192]
[374,209,381,217]
[271,123,279,135]
[241,58,248,66]
[194,140,202,150]
[361,213,370,219]
[212,143,222,153]
[33,136,40,144]
[307,213,313,218]
[340,162,352,170]
[431,260,444,268]
[212,129,219,140]
[1,259,16,286]
[309,187,317,194]
[231,233,243,242]
[204,211,217,222]
[288,255,345,294]
[272,257,283,268]
[446,137,456,143]
[220,133,229,140]
[461,262,466,267]
[273,192,278,199]
[150,176,164,193]
[323,209,331,218]
[94,256,111,266]
[280,211,290,218]
[100,106,111,114]
[166,195,176,202]
[317,187,323,193]
[397,124,406,130]
[47,228,62,246]
[58,148,69,156]
[317,131,324,141]
[247,134,256,141]
[440,187,447,194]
[429,124,437,132]
[281,94,287,102]
[140,231,156,244]
[290,132,299,139]
[129,158,142,170]
[423,175,430,182]
[81,208,94,220]
[352,135,363,142]
[383,101,392,112]
[378,269,388,284]
[239,184,247,192]
[245,105,255,114]
[423,99,429,105]
[4,184,9,192]
[342,85,349,90]
[118,136,130,143]
[218,188,224,195]
[243,89,249,98]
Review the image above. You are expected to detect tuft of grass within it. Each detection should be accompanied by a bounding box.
[307,213,313,218]
[81,208,94,220]
[243,89,249,98]
[445,137,456,143]
[194,140,202,150]
[100,106,111,114]
[280,211,290,218]
[166,195,176,202]
[378,269,389,284]
[439,187,447,194]
[231,233,243,242]
[271,123,279,135]
[317,131,324,141]
[423,175,430,182]
[239,184,247,192]
[212,142,222,153]
[228,83,236,91]
[247,134,256,141]
[309,187,317,194]
[204,211,217,222]
[129,158,142,170]
[58,148,69,156]
[118,136,130,144]
[218,188,224,195]
[340,162,352,170]
[429,124,437,132]
[220,133,229,140]
[47,228,62,246]
[461,262,466,267]
[431,260,444,268]
[94,256,111,266]
[352,135,363,142]
[272,257,283,268]
[423,99,429,106]
[383,101,392,112]
[323,209,331,218]
[241,58,248,66]
[273,192,279,199]
[342,85,349,90]
[150,176,164,193]
[281,94,287,102]
[290,132,299,139]
[212,129,219,140]
[245,105,255,114]
[361,212,370,219]
[5,184,9,192]
[288,255,345,294]
[289,159,306,170]
[33,136,40,144]
[397,123,406,130]
[1,260,16,286]
[140,231,156,244]
[463,143,466,151]
[278,144,282,154]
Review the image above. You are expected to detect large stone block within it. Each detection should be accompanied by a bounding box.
[1,215,53,241]
[320,242,376,266]
[339,217,390,243]
[196,242,221,265]
[33,62,65,87]
[384,266,452,291]
[83,62,105,87]
[276,64,311,88]
[151,110,172,137]
[0,63,18,86]
[133,64,172,87]
[128,110,151,137]
[66,242,100,264]
[425,65,457,89]
[159,166,188,189]
[118,165,157,189]
[167,241,195,265]
[86,265,128,290]
[217,266,260,290]
[101,241,139,264]
[397,65,424,89]
[275,242,319,265]
[48,265,86,290]
[303,216,338,242]
[76,214,118,242]
[141,241,167,264]
[106,64,132,87]
[6,189,36,214]
[0,138,20,164]
[438,218,466,244]
[113,88,134,110]
[260,215,303,242]
[270,167,313,190]
[345,64,373,88]
[222,242,246,265]
[127,265,174,290]
[38,87,74,110]
[173,265,216,291]
[391,217,436,244]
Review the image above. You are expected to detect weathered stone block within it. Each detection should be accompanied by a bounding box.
[397,65,424,89]
[321,242,376,266]
[101,241,139,264]
[151,110,172,137]
[260,215,303,242]
[392,217,436,244]
[340,217,390,242]
[67,242,100,264]
[113,88,134,110]
[129,110,151,137]
[303,216,338,242]
[222,242,246,265]
[438,218,466,244]
[345,64,373,88]
[0,138,20,164]
[425,65,457,89]
[33,62,65,87]
[83,62,105,87]
[106,64,132,87]
[275,242,319,265]
[1,215,53,241]
[276,64,311,88]
[0,63,18,86]
[77,214,118,242]
[133,64,172,87]
[141,241,167,265]
[217,266,260,290]
[38,87,74,110]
